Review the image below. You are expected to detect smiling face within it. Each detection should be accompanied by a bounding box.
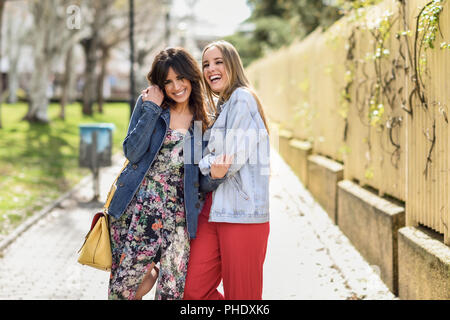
[202,46,229,95]
[164,67,192,106]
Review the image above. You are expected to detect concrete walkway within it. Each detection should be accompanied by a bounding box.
[0,150,395,300]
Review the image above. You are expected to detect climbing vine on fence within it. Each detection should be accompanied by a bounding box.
[341,2,405,174]
[409,0,448,177]
[340,0,448,179]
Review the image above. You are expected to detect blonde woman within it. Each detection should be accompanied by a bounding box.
[183,40,271,300]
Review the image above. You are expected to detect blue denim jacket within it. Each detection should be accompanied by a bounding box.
[107,95,223,239]
[199,87,270,224]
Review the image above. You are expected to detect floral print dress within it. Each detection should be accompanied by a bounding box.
[108,128,190,300]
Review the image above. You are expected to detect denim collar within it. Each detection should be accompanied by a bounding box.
[161,107,170,123]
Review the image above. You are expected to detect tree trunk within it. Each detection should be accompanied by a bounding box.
[129,0,136,117]
[97,45,109,114]
[22,0,82,124]
[60,45,74,120]
[0,0,5,129]
[7,57,19,104]
[23,51,51,123]
[5,3,24,105]
[81,38,97,116]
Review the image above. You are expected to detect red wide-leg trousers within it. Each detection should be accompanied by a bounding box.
[183,192,270,300]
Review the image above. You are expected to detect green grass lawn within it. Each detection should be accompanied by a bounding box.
[0,102,130,238]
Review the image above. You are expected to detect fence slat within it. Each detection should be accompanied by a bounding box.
[247,0,450,243]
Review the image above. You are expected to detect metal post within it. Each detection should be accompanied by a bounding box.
[90,131,100,201]
[163,0,172,47]
[129,0,135,117]
[165,10,170,46]
[0,0,5,129]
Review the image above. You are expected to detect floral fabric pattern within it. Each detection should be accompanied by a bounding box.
[108,128,190,300]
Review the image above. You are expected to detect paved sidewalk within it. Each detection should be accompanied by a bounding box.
[0,151,395,300]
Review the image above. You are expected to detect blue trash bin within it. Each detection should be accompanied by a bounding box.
[79,123,115,201]
[79,123,115,168]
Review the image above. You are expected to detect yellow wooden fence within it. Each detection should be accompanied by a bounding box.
[247,0,450,244]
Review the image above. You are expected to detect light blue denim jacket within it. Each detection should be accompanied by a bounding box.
[199,87,270,223]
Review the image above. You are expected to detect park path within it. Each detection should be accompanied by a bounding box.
[0,150,395,300]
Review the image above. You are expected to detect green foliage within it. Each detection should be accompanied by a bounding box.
[0,102,129,236]
[441,42,450,49]
[225,32,262,68]
[417,0,447,75]
[253,16,294,48]
[338,144,351,156]
[229,0,349,66]
[278,0,342,35]
[364,167,374,180]
[335,0,382,15]
[246,0,286,17]
[418,0,445,50]
[366,9,393,127]
[226,15,294,66]
[369,99,385,126]
[233,0,388,65]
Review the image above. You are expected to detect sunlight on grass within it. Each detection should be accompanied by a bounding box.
[0,102,130,237]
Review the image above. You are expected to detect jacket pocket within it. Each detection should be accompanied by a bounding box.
[230,175,250,201]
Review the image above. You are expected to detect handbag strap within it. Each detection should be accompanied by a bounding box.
[103,159,130,212]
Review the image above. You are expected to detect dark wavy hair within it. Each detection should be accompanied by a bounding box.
[147,47,209,132]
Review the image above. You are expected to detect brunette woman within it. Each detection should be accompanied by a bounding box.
[106,47,220,300]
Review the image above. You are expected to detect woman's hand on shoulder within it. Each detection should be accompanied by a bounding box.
[142,85,164,107]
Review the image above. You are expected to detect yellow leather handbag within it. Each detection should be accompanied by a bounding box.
[77,159,129,271]
[77,211,112,271]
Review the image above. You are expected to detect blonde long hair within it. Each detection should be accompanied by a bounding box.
[202,40,269,132]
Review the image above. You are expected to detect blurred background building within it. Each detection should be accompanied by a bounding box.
[0,0,251,105]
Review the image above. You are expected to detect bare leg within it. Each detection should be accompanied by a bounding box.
[135,262,159,300]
